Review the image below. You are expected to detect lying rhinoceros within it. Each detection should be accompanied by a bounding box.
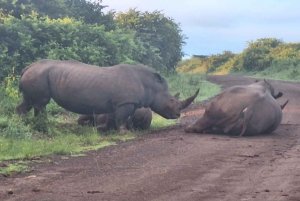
[78,107,152,131]
[16,59,199,133]
[185,79,288,136]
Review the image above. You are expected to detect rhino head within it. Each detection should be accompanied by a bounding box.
[150,85,199,119]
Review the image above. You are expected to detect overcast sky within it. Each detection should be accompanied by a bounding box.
[102,0,300,58]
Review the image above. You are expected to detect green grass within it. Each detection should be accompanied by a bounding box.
[250,60,300,82]
[151,114,179,128]
[0,72,221,175]
[164,73,221,102]
[0,162,33,176]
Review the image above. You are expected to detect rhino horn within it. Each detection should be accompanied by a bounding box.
[174,93,180,99]
[280,100,289,110]
[180,89,200,109]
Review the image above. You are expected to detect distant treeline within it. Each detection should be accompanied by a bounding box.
[177,38,300,80]
[0,0,186,80]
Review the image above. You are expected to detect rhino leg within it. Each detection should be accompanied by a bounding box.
[16,99,32,115]
[126,116,134,131]
[34,107,46,116]
[224,122,240,134]
[114,104,135,133]
[105,114,117,130]
[223,119,244,136]
[17,96,49,117]
[239,107,254,137]
[97,125,108,132]
[78,114,95,126]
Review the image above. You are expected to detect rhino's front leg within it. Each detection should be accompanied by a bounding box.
[115,104,135,134]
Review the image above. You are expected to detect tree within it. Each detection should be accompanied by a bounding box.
[240,38,283,71]
[0,0,115,30]
[115,9,186,71]
[0,15,138,80]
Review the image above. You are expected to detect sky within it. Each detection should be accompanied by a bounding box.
[101,0,300,58]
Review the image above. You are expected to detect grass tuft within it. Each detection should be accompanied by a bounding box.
[0,163,33,176]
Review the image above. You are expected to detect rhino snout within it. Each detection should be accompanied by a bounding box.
[166,112,180,119]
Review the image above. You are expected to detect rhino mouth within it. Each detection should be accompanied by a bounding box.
[158,112,180,119]
[168,112,181,119]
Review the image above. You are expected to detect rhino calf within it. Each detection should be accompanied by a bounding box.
[78,107,152,131]
[185,79,288,136]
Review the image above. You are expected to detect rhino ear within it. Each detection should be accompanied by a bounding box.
[174,93,180,99]
[153,73,164,83]
[274,92,283,99]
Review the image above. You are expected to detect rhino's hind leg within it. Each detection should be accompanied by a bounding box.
[239,107,254,137]
[105,114,117,130]
[17,91,50,117]
[125,116,134,131]
[31,97,50,116]
[16,99,33,115]
[34,107,46,116]
[115,104,135,134]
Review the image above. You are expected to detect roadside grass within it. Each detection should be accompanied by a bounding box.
[249,60,300,82]
[215,59,300,82]
[0,162,34,176]
[164,73,221,102]
[151,114,178,128]
[0,72,221,175]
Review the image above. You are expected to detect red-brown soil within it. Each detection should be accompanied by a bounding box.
[1,75,300,201]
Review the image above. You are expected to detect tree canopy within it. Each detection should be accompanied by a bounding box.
[177,38,300,75]
[0,0,186,80]
[115,8,186,70]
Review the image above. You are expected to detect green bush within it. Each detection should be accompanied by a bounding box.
[254,58,300,81]
[176,51,235,74]
[177,38,300,75]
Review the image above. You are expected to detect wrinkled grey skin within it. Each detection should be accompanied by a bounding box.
[16,59,199,133]
[185,80,288,136]
[78,107,152,132]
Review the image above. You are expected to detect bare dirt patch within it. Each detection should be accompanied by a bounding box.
[1,75,300,201]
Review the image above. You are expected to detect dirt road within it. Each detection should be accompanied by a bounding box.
[1,75,300,201]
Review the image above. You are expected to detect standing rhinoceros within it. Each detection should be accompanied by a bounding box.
[78,107,152,131]
[185,80,288,136]
[16,59,199,133]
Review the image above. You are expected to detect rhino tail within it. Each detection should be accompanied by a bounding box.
[280,100,289,110]
[181,89,200,109]
[20,65,32,77]
[239,107,254,137]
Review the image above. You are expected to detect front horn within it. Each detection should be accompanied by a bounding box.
[180,89,200,109]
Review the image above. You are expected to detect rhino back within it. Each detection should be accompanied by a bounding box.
[20,60,157,114]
